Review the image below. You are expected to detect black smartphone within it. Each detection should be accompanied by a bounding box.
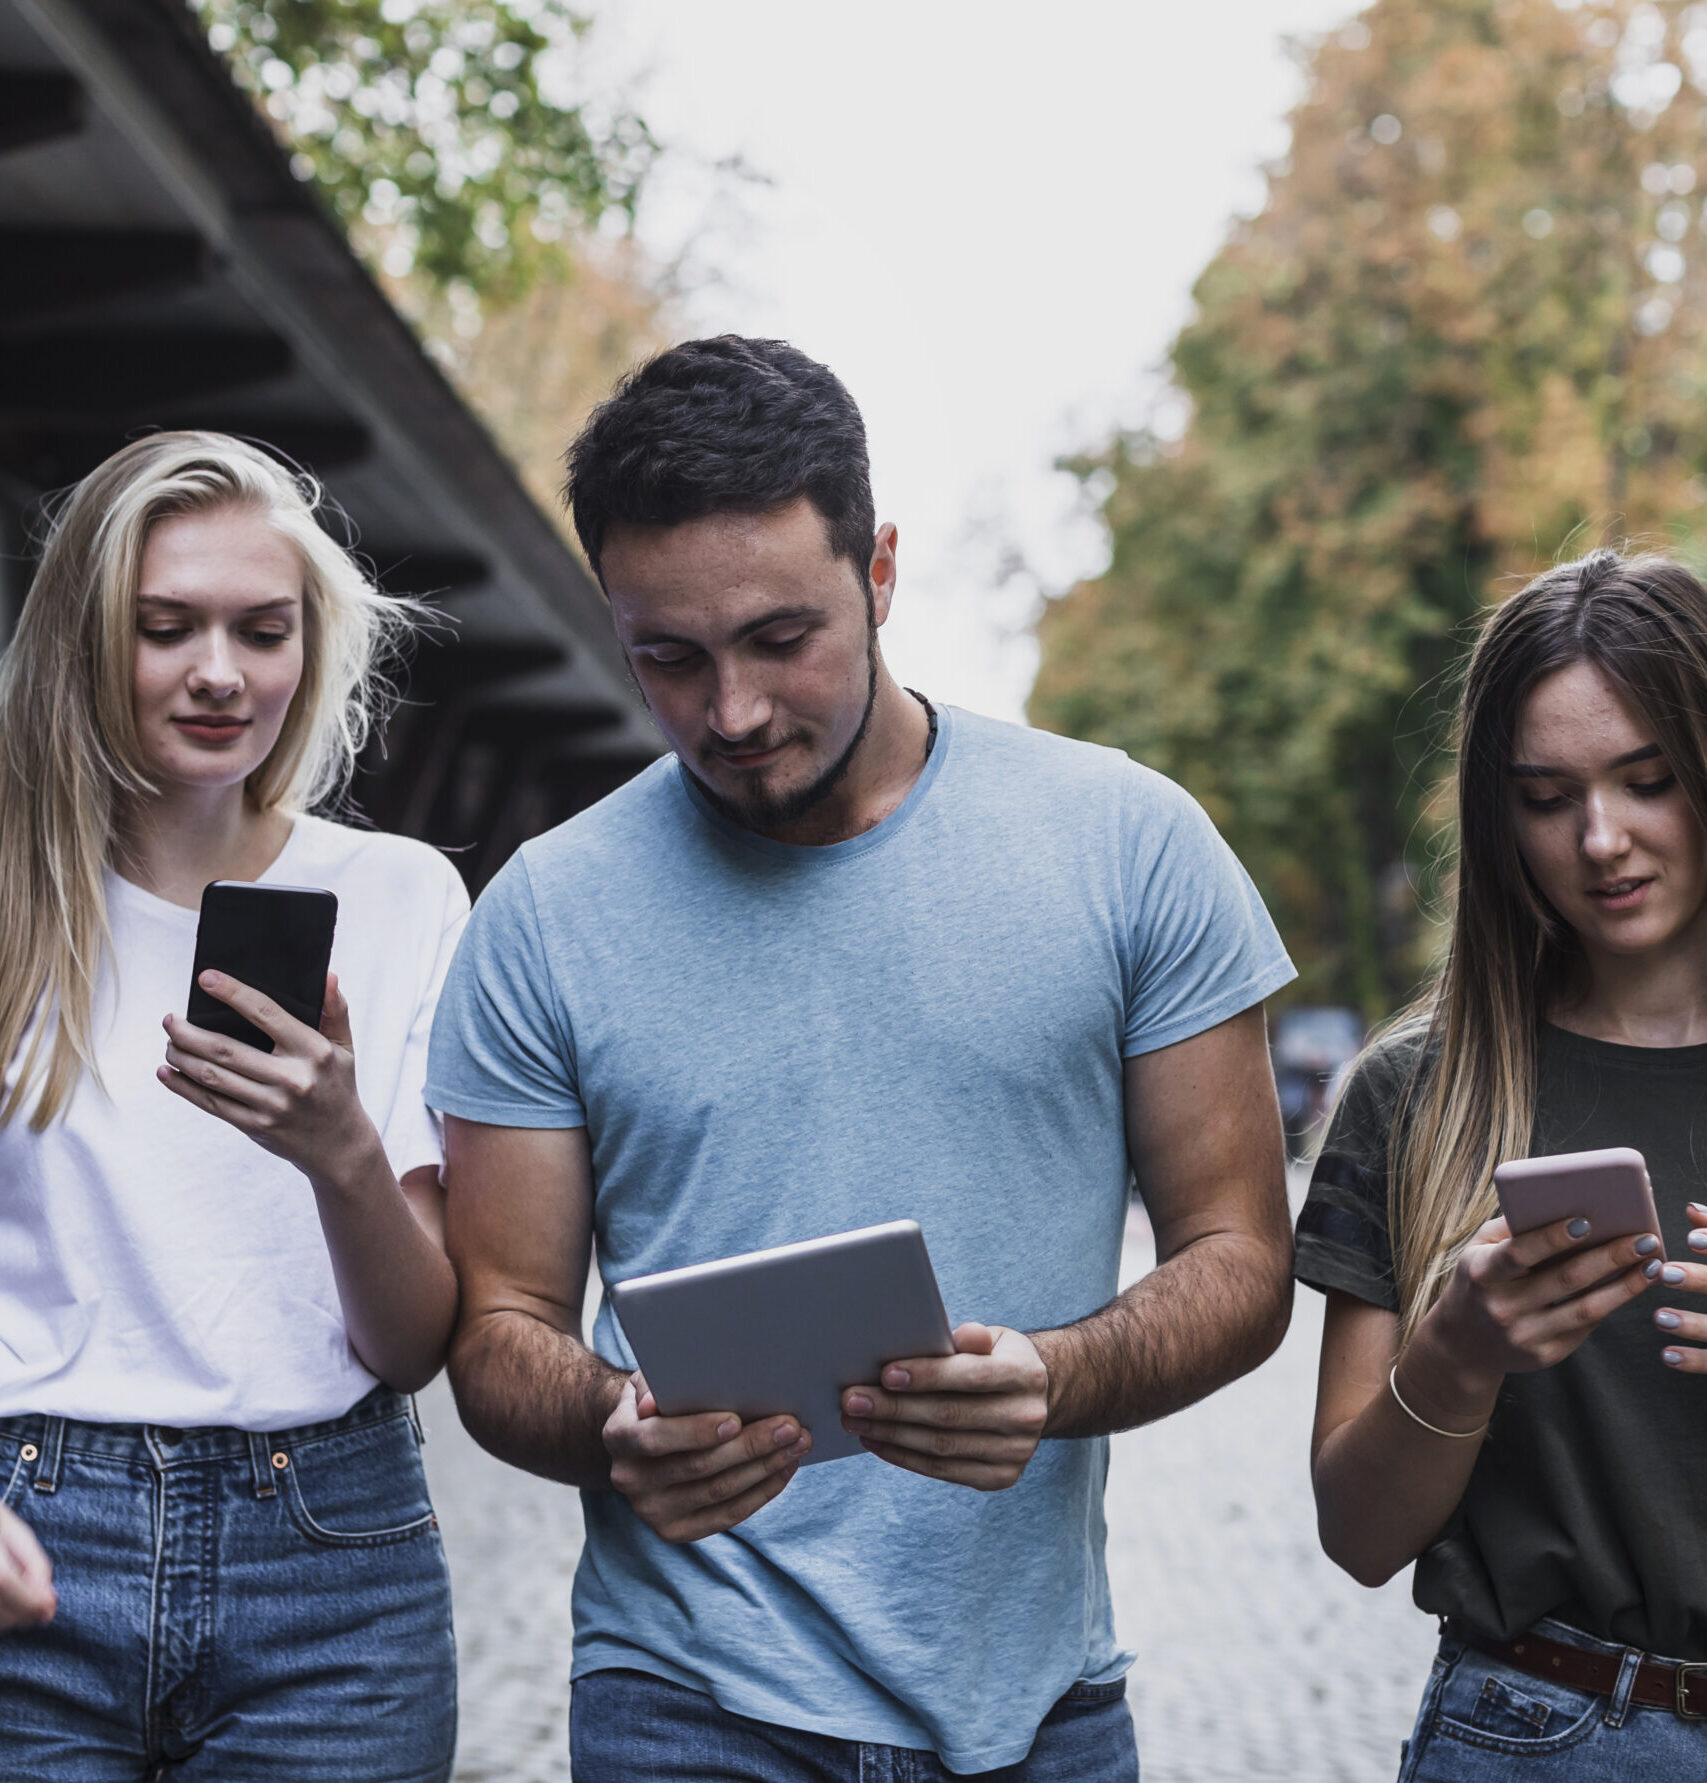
[186,882,339,1054]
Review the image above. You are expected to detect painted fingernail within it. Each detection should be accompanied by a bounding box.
[1690,1231,1707,1252]
[1657,1310,1683,1329]
[883,1367,910,1389]
[1646,1260,1664,1278]
[1663,1264,1687,1285]
[845,1393,872,1415]
[1635,1234,1660,1255]
[717,1418,739,1440]
[773,1424,798,1447]
[1664,1349,1685,1367]
[1569,1218,1592,1239]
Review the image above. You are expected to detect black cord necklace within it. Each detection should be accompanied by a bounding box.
[907,688,938,757]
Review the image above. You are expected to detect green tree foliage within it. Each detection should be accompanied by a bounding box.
[1031,0,1707,1016]
[192,0,656,291]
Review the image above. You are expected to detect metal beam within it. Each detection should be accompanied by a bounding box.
[0,229,207,329]
[350,628,570,837]
[394,632,565,700]
[0,417,367,486]
[0,330,291,415]
[459,698,626,751]
[0,71,83,155]
[473,742,656,887]
[366,548,490,601]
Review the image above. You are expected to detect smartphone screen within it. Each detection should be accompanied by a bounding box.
[186,883,339,1053]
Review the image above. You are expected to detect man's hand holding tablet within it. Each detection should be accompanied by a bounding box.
[602,1380,813,1546]
[839,1323,1050,1491]
[605,1221,1059,1529]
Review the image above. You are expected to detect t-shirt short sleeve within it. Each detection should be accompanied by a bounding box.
[1120,769,1296,1057]
[377,853,470,1180]
[1293,1038,1421,1312]
[425,849,584,1129]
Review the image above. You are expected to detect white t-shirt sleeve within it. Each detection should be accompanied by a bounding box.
[378,853,471,1180]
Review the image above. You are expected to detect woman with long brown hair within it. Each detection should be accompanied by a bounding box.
[1299,548,1707,1777]
[0,433,464,1778]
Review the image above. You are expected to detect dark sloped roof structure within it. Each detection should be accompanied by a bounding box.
[0,0,659,886]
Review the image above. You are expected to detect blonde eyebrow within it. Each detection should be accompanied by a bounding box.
[136,595,299,616]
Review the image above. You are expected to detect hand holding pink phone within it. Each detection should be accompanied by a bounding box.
[1416,1148,1662,1386]
[1493,1147,1663,1256]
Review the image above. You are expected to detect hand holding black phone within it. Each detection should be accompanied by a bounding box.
[186,882,339,1052]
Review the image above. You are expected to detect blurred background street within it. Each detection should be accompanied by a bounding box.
[421,1175,1437,1783]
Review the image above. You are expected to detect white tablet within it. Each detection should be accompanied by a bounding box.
[607,1220,955,1465]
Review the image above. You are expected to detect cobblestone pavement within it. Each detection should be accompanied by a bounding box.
[421,1181,1436,1781]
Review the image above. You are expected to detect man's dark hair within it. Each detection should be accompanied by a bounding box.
[564,336,876,589]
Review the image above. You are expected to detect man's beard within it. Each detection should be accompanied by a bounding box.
[684,618,880,834]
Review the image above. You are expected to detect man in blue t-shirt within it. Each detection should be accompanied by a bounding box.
[427,336,1297,1779]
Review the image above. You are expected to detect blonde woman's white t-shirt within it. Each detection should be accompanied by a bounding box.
[0,815,469,1431]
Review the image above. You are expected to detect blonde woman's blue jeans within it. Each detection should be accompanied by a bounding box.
[0,1388,456,1780]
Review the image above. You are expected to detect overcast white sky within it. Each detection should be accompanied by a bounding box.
[586,2,1358,723]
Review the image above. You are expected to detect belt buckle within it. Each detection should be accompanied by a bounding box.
[1676,1663,1707,1719]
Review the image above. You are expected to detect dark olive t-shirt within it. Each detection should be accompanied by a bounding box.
[1296,1024,1707,1659]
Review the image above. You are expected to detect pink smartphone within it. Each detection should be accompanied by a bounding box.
[1493,1147,1662,1252]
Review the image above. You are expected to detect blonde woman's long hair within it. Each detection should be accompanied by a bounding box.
[1388,549,1707,1344]
[0,431,416,1128]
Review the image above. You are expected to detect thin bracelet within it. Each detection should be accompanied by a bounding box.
[1388,1364,1488,1440]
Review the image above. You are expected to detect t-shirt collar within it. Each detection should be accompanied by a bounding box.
[106,815,308,924]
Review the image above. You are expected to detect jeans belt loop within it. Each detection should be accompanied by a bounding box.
[31,1416,65,1494]
[247,1431,278,1500]
[1604,1647,1642,1728]
[407,1393,426,1446]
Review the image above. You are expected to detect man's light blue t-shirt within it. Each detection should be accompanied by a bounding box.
[425,705,1294,1773]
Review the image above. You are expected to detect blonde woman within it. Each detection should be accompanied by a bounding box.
[0,434,465,1779]
[1299,550,1707,1777]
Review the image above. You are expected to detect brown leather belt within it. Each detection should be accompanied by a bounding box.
[1456,1625,1707,1719]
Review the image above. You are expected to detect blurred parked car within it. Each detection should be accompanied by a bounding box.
[1272,1006,1365,1162]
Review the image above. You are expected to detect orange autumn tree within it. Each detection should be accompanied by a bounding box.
[1031,0,1707,1014]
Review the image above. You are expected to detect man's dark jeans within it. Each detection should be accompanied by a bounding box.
[570,1666,1140,1782]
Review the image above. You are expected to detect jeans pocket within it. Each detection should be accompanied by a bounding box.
[1429,1646,1602,1757]
[279,1414,437,1549]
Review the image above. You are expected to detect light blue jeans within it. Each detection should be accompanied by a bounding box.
[1398,1618,1707,1779]
[571,1666,1139,1781]
[0,1387,456,1780]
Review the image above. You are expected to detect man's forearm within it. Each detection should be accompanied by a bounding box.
[1033,1229,1292,1439]
[448,1308,627,1488]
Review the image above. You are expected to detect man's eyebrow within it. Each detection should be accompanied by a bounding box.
[628,605,823,648]
[1509,743,1662,778]
[734,605,820,640]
